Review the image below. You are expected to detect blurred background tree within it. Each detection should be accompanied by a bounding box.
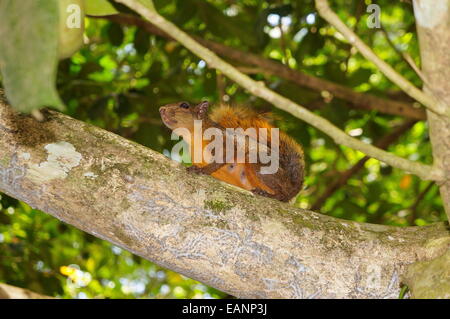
[0,0,446,298]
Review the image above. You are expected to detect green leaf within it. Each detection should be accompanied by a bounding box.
[84,0,118,16]
[0,0,65,113]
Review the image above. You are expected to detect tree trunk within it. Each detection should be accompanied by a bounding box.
[0,96,449,298]
[414,0,450,219]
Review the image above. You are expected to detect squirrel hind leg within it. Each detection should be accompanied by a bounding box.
[254,166,303,202]
[187,163,226,175]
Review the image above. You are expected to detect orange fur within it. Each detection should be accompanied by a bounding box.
[159,102,305,201]
[207,105,303,195]
[210,104,304,157]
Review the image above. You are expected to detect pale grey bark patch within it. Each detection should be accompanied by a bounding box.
[413,0,448,29]
[27,141,82,183]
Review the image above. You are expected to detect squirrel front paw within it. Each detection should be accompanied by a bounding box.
[187,165,206,175]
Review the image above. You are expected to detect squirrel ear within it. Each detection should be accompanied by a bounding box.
[196,101,209,119]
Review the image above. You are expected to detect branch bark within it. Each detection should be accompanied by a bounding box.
[97,13,427,120]
[403,250,450,298]
[315,0,446,117]
[112,0,443,182]
[0,98,449,298]
[414,0,450,220]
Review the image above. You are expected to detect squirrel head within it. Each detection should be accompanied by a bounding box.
[159,101,209,131]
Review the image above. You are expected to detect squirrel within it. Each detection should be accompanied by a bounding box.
[159,101,305,202]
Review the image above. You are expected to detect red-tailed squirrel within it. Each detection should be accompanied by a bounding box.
[159,101,305,202]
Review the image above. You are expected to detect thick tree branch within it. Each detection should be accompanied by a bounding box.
[403,250,450,298]
[0,100,449,298]
[96,13,426,120]
[113,0,443,182]
[315,0,447,117]
[414,0,450,220]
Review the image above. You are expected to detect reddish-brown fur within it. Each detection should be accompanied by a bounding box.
[159,101,305,202]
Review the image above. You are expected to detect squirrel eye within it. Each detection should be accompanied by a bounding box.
[179,102,190,109]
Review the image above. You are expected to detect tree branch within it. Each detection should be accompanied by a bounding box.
[0,100,449,298]
[315,0,446,117]
[96,13,426,120]
[112,0,443,182]
[0,283,53,299]
[413,0,450,220]
[379,23,426,83]
[311,119,417,211]
[403,250,450,299]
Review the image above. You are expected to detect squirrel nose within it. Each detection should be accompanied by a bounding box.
[159,107,165,113]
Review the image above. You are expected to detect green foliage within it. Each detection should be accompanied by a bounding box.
[0,0,446,298]
[85,0,119,16]
[0,0,65,113]
[0,194,226,299]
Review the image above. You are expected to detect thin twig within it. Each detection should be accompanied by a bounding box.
[315,0,445,116]
[407,182,435,225]
[379,23,427,83]
[401,52,428,85]
[31,109,45,122]
[311,119,417,210]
